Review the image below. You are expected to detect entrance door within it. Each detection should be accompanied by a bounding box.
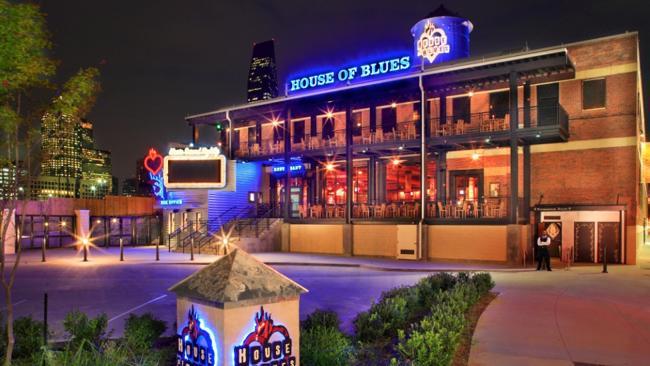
[280,187,302,218]
[574,222,595,262]
[598,222,621,264]
[542,222,562,257]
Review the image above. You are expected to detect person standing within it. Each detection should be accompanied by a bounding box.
[537,230,552,271]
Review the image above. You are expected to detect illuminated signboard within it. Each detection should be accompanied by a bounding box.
[176,306,217,365]
[144,148,166,200]
[411,15,472,66]
[287,55,411,94]
[234,306,295,366]
[164,147,227,189]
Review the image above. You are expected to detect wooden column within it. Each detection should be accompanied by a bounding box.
[283,107,292,219]
[509,71,519,224]
[192,124,199,145]
[345,105,353,223]
[523,81,531,223]
[436,151,447,204]
[439,95,447,124]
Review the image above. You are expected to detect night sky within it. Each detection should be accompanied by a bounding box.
[40,0,649,182]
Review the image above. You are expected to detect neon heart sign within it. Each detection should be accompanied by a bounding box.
[144,148,163,175]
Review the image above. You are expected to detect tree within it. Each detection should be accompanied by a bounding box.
[0,1,54,364]
[0,2,100,364]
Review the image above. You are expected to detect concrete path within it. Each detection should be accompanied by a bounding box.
[470,266,650,366]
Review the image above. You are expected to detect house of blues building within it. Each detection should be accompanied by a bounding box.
[165,7,647,265]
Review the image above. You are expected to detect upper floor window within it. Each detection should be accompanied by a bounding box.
[489,91,510,118]
[293,120,305,143]
[452,96,471,124]
[352,111,363,136]
[582,78,606,110]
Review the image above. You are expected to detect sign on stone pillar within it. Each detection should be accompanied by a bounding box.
[74,209,90,240]
[169,249,308,366]
[2,209,16,255]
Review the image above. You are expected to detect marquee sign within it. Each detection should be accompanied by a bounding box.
[234,306,295,366]
[176,306,217,365]
[416,20,450,63]
[143,148,184,207]
[164,147,228,189]
[288,55,411,94]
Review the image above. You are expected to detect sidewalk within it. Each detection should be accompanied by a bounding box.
[13,246,526,272]
[469,265,650,366]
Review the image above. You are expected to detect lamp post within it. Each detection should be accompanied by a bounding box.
[82,238,89,262]
[42,221,48,262]
[119,237,124,261]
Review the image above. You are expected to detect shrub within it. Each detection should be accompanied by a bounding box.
[396,289,467,366]
[63,310,108,351]
[301,326,352,366]
[354,295,410,342]
[123,313,167,353]
[301,309,341,331]
[13,316,47,360]
[471,272,495,296]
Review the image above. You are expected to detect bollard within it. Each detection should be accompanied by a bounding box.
[120,237,124,261]
[602,241,608,273]
[42,232,47,263]
[156,239,160,261]
[43,293,48,346]
[190,236,195,261]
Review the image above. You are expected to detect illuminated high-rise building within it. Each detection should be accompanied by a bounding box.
[246,40,279,103]
[37,115,112,198]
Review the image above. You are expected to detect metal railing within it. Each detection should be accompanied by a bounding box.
[233,105,567,158]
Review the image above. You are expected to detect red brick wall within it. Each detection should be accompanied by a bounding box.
[567,35,637,71]
[531,146,637,223]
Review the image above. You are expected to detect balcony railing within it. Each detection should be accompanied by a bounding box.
[429,105,567,137]
[233,105,567,158]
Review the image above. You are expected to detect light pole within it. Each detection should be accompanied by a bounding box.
[82,238,89,262]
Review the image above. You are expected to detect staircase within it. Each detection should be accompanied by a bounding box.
[169,205,282,255]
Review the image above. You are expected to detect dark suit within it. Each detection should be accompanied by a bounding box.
[537,236,551,270]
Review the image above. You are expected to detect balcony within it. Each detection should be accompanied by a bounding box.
[233,105,568,159]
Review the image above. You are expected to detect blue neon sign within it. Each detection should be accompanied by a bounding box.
[411,16,472,66]
[288,55,411,94]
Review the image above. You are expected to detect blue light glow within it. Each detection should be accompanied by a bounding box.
[287,54,411,94]
[411,15,472,66]
[148,172,166,199]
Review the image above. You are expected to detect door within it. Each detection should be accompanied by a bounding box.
[598,222,621,264]
[574,222,595,262]
[537,83,559,126]
[543,222,562,257]
[280,187,303,218]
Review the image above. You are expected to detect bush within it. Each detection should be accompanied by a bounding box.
[63,310,108,351]
[354,295,410,342]
[32,340,170,366]
[471,272,495,296]
[396,288,468,366]
[301,326,352,366]
[301,309,341,331]
[13,316,47,360]
[123,313,167,353]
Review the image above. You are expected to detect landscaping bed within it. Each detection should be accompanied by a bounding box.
[300,272,496,366]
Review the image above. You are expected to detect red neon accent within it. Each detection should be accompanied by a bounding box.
[144,148,163,175]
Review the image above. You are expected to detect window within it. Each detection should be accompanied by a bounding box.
[322,117,334,140]
[452,97,471,123]
[293,120,305,143]
[247,127,256,146]
[381,107,396,132]
[352,111,362,136]
[489,91,509,118]
[537,83,559,126]
[273,123,282,143]
[583,78,606,109]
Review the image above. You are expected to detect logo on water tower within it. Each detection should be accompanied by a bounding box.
[416,20,451,64]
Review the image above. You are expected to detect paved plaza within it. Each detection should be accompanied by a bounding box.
[1,247,650,365]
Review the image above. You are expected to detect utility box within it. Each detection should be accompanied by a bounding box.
[396,224,418,260]
[169,249,308,366]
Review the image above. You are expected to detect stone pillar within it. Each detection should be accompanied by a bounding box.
[1,209,16,255]
[170,249,307,366]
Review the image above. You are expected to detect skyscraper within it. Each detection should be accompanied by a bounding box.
[36,114,112,199]
[247,40,279,103]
